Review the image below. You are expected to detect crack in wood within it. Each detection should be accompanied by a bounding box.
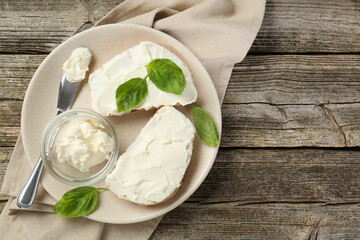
[319,104,347,147]
[276,105,288,121]
[0,98,24,102]
[73,20,93,35]
[324,201,360,206]
[190,199,360,207]
[223,102,360,106]
[237,200,327,206]
[247,52,360,56]
[308,218,322,240]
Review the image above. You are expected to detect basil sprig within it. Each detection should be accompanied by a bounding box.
[54,186,108,218]
[146,59,186,95]
[116,77,148,113]
[192,106,219,147]
[115,58,185,113]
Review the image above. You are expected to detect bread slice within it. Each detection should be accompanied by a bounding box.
[88,41,197,116]
[105,106,195,205]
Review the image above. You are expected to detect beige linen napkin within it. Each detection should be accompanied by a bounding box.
[0,0,265,239]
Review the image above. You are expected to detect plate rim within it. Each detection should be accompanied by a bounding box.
[21,23,222,224]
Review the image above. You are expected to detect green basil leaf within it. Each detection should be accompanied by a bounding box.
[146,59,186,95]
[192,106,219,147]
[54,186,108,218]
[116,77,148,112]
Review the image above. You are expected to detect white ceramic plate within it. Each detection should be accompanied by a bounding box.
[21,24,221,224]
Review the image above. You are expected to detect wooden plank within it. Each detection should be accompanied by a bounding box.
[1,101,355,147]
[0,0,359,54]
[1,53,359,106]
[0,199,358,239]
[326,104,360,147]
[0,127,20,147]
[221,103,344,147]
[2,148,360,207]
[2,147,360,240]
[0,100,22,127]
[1,54,360,147]
[0,54,44,100]
[225,55,360,105]
[189,148,360,204]
[152,203,360,240]
[0,0,121,54]
[1,147,360,237]
[221,54,360,147]
[251,0,360,53]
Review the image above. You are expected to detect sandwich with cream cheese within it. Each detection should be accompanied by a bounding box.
[89,41,197,116]
[105,106,195,205]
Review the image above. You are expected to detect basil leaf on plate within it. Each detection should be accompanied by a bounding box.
[146,58,186,95]
[54,186,108,218]
[191,106,219,147]
[115,77,148,112]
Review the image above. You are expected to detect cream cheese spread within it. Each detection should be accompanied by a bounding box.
[55,118,113,172]
[63,47,92,82]
[105,106,195,205]
[89,41,197,116]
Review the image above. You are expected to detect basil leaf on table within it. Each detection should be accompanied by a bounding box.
[54,186,108,218]
[116,77,148,113]
[146,58,186,95]
[191,106,219,147]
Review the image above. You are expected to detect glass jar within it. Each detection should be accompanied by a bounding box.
[40,109,119,186]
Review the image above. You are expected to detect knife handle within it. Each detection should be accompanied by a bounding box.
[16,156,44,208]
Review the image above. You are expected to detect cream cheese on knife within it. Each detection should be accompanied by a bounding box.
[63,47,92,82]
[89,41,197,116]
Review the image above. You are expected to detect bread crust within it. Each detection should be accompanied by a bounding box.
[106,103,182,117]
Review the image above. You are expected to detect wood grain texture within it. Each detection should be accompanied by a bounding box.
[189,148,360,204]
[222,103,344,147]
[251,0,360,53]
[2,148,360,205]
[0,0,121,54]
[225,55,360,105]
[2,147,360,203]
[0,0,360,239]
[152,148,360,238]
[2,147,360,239]
[222,54,360,147]
[0,127,20,147]
[0,54,44,100]
[3,102,359,147]
[0,100,22,127]
[0,0,359,54]
[1,54,360,147]
[151,203,360,240]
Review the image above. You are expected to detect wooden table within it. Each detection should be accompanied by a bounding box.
[1,0,360,239]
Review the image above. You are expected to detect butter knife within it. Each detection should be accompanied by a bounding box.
[16,72,81,208]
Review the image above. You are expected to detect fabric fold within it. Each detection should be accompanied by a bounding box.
[0,0,265,239]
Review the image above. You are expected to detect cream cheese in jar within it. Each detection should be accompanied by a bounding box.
[55,118,113,172]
